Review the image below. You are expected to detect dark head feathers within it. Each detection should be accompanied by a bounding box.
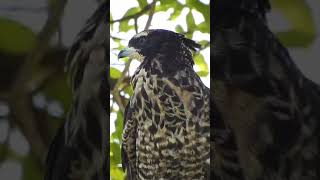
[152,29,201,51]
[130,29,201,53]
[182,37,202,51]
[122,29,202,70]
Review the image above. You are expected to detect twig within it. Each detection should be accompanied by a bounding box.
[9,0,67,163]
[27,66,58,92]
[110,1,156,23]
[111,59,133,112]
[134,18,138,34]
[111,35,126,41]
[144,0,156,30]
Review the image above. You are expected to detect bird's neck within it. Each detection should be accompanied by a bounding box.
[144,51,193,72]
[131,55,194,87]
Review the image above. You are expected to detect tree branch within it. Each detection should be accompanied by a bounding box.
[111,59,133,113]
[9,0,68,163]
[110,1,157,23]
[111,35,126,41]
[134,18,138,34]
[144,0,156,30]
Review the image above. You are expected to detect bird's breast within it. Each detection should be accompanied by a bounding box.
[129,70,210,178]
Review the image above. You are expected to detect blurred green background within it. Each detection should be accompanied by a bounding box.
[0,0,100,179]
[0,0,318,180]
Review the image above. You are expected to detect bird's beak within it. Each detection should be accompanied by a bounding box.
[118,47,137,59]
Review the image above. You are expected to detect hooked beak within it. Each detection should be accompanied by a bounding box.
[118,47,138,59]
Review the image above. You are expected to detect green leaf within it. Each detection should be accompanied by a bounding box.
[110,165,124,180]
[123,7,142,19]
[119,21,134,32]
[197,22,210,33]
[110,141,121,164]
[196,70,209,77]
[160,0,176,6]
[168,3,184,20]
[157,0,177,12]
[116,44,126,51]
[115,110,124,141]
[110,67,122,79]
[194,53,208,77]
[186,0,210,22]
[119,7,141,32]
[198,40,209,47]
[175,25,185,33]
[276,30,316,47]
[137,0,148,8]
[110,13,113,31]
[155,5,171,12]
[110,140,121,163]
[186,10,196,35]
[0,18,36,55]
[124,85,134,97]
[271,0,316,47]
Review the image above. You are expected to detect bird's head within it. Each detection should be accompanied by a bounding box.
[118,29,201,65]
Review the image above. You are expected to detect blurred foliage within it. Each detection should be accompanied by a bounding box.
[271,0,316,47]
[0,0,69,180]
[0,18,36,55]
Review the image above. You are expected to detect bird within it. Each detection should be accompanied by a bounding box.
[44,2,109,180]
[118,29,210,179]
[212,0,320,180]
